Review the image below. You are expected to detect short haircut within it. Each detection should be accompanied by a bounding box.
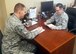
[14,3,25,13]
[56,3,64,9]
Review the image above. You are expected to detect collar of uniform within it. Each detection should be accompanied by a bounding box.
[12,13,20,21]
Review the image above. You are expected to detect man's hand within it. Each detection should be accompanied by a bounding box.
[44,22,47,25]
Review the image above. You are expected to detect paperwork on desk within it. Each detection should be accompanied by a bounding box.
[23,21,38,27]
[31,21,38,25]
[44,22,56,29]
[31,27,45,34]
[47,24,55,28]
[46,24,57,29]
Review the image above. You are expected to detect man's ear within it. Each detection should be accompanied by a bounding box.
[19,11,21,14]
[18,10,21,14]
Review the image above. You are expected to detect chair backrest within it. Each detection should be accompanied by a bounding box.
[0,30,3,54]
[0,30,3,43]
[68,17,76,34]
[66,7,76,34]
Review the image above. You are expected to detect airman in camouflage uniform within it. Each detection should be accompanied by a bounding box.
[45,3,68,30]
[2,3,42,54]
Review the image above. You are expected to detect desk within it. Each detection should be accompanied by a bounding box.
[27,18,75,54]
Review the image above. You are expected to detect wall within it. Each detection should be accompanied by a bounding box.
[5,0,74,17]
[0,0,7,32]
[0,4,2,30]
[53,0,74,7]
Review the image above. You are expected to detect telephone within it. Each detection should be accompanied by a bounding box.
[41,12,48,18]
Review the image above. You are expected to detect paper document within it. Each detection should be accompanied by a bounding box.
[47,24,52,27]
[31,27,45,34]
[46,24,56,29]
[31,21,38,25]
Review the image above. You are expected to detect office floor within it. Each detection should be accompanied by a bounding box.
[73,37,76,54]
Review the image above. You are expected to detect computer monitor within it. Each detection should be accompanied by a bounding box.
[41,1,54,18]
[41,1,54,12]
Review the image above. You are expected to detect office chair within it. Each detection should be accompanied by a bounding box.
[0,30,3,54]
[67,16,76,34]
[66,7,76,34]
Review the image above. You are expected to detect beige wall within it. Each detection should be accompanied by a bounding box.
[54,0,74,5]
[5,0,74,17]
[5,0,53,17]
[0,0,7,32]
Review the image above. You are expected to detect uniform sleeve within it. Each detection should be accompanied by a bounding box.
[46,14,55,24]
[14,25,39,39]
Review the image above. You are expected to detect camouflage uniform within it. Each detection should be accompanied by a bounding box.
[46,12,68,30]
[2,14,39,54]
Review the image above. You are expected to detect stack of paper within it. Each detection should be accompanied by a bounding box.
[31,27,45,34]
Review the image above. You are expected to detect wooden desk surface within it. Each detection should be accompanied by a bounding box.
[35,30,75,53]
[27,18,75,53]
